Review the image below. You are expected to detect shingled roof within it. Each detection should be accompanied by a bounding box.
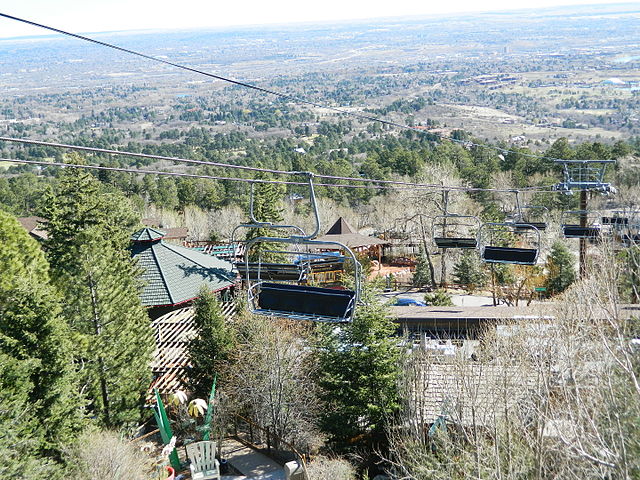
[17,216,49,241]
[131,228,236,308]
[315,217,388,248]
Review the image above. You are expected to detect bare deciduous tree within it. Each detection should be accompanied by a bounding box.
[227,314,322,453]
[386,244,640,479]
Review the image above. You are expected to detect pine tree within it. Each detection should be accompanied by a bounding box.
[317,286,401,450]
[185,287,235,398]
[0,353,64,479]
[245,178,286,262]
[453,251,487,292]
[545,240,576,296]
[413,248,433,289]
[43,170,154,428]
[0,210,82,455]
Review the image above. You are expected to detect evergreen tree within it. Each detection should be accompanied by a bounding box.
[245,178,286,262]
[413,248,434,289]
[317,286,401,450]
[424,289,454,306]
[185,287,235,398]
[453,251,487,292]
[0,353,64,479]
[43,170,154,428]
[545,240,576,296]
[0,210,82,455]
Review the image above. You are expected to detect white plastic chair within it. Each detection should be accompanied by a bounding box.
[186,441,220,480]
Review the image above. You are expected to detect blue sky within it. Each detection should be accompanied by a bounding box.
[1,0,638,38]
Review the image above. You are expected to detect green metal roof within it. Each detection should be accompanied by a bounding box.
[131,227,166,242]
[131,228,236,307]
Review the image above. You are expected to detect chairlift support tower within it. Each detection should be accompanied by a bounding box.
[554,159,616,278]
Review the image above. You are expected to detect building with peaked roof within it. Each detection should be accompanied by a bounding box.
[17,216,49,241]
[314,217,388,265]
[131,227,236,317]
[315,217,388,250]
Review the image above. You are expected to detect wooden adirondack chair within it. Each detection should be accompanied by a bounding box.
[186,441,220,480]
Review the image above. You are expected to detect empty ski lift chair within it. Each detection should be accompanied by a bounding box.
[479,222,540,265]
[602,215,629,227]
[230,182,309,282]
[236,257,309,281]
[622,229,640,247]
[242,173,361,323]
[186,441,220,480]
[561,211,601,239]
[432,214,480,249]
[508,190,548,232]
[514,205,549,232]
[609,212,640,247]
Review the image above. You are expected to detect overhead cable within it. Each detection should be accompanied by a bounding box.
[3,158,561,193]
[0,138,558,192]
[0,158,385,189]
[0,12,615,164]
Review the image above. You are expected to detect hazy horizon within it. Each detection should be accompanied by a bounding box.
[1,0,639,40]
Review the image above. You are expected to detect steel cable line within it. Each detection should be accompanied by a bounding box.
[0,137,558,192]
[0,136,292,176]
[0,12,615,165]
[1,158,452,190]
[10,158,554,195]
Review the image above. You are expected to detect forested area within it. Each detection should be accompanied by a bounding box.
[1,131,639,216]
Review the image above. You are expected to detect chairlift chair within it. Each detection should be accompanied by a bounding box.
[235,253,310,281]
[240,173,362,323]
[230,182,310,281]
[508,191,548,232]
[561,210,601,239]
[432,214,480,249]
[602,215,629,227]
[513,205,549,232]
[608,211,640,247]
[479,222,540,265]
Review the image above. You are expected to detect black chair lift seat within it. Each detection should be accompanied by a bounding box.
[256,282,356,322]
[622,233,640,247]
[434,237,478,249]
[236,262,306,281]
[514,222,547,232]
[482,246,538,265]
[602,216,629,226]
[562,225,601,239]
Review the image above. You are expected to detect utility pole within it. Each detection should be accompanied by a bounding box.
[579,190,587,278]
[440,188,449,287]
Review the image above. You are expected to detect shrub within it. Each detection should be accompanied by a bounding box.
[306,455,356,480]
[65,430,153,480]
[424,289,454,306]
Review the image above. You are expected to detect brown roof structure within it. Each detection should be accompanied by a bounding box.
[17,216,49,241]
[315,217,388,249]
[392,303,640,337]
[141,217,188,242]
